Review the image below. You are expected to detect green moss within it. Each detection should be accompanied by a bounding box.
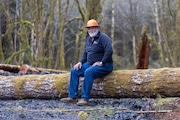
[33,75,47,89]
[11,77,27,99]
[8,73,70,99]
[11,74,48,99]
[157,97,177,104]
[155,97,177,110]
[54,73,69,97]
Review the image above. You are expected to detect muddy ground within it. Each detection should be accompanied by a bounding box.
[154,98,180,120]
[0,97,179,120]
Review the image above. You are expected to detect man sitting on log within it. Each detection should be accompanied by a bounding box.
[61,19,113,106]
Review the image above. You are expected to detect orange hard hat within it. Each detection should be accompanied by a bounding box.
[86,19,99,28]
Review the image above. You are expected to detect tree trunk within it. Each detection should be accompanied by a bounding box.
[136,26,150,69]
[111,0,115,49]
[2,3,15,64]
[0,67,180,99]
[153,0,164,67]
[0,20,4,62]
[55,0,69,69]
[75,0,102,61]
[47,0,55,69]
[175,0,180,65]
[36,0,44,67]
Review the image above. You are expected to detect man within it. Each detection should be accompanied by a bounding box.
[61,19,113,106]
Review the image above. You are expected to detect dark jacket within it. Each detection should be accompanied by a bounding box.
[80,31,113,65]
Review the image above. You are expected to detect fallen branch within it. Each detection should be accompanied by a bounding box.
[0,107,172,114]
[28,108,173,114]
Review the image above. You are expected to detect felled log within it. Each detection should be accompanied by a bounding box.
[0,67,180,99]
[0,64,67,74]
[0,64,20,73]
[19,64,39,74]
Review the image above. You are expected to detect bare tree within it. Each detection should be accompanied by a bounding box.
[0,3,4,62]
[160,0,176,67]
[175,0,180,66]
[0,0,178,70]
[147,0,165,67]
[46,0,55,69]
[111,0,115,48]
[74,0,102,60]
[1,0,16,64]
[54,0,69,69]
[0,17,4,63]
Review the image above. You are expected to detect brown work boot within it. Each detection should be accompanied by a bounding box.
[61,97,78,103]
[77,98,89,106]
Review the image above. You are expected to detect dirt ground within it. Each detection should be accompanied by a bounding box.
[155,98,180,120]
[0,97,179,120]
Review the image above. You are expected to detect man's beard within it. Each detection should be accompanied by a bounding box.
[88,29,99,37]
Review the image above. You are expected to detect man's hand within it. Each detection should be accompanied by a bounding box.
[92,61,103,66]
[74,62,82,70]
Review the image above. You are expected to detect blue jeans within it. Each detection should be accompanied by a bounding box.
[68,62,113,101]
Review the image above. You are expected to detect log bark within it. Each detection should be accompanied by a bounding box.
[0,67,180,99]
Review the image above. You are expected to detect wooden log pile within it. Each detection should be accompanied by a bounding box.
[0,64,180,99]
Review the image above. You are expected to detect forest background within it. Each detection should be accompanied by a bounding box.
[0,0,180,71]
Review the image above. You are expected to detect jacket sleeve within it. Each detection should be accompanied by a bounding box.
[79,39,87,63]
[79,49,87,63]
[100,34,113,64]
